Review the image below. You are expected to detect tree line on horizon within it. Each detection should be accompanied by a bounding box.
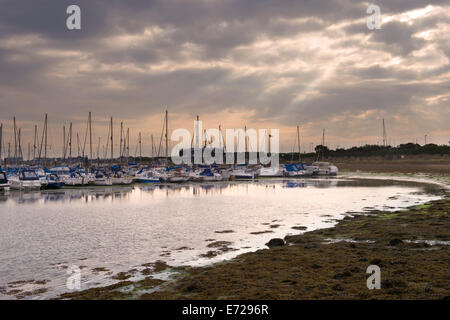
[281,143,450,161]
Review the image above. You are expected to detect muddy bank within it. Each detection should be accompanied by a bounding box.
[334,159,450,174]
[59,197,449,300]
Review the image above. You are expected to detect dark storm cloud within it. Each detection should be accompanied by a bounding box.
[0,0,449,150]
[370,21,426,56]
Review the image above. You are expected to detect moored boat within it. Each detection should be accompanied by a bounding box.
[63,172,87,186]
[284,163,313,177]
[258,166,284,178]
[0,171,10,192]
[230,168,256,180]
[138,171,161,183]
[42,173,65,189]
[111,171,133,185]
[199,168,222,181]
[9,169,42,190]
[89,171,112,186]
[311,162,338,176]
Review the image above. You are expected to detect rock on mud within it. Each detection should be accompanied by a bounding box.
[266,238,285,248]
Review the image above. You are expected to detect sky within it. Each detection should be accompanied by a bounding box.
[0,0,449,157]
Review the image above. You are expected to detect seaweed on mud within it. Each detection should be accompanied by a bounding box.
[207,241,232,248]
[200,241,237,258]
[292,226,307,230]
[58,281,134,300]
[134,197,450,300]
[140,261,169,273]
[250,230,274,235]
[55,194,450,300]
[112,272,132,280]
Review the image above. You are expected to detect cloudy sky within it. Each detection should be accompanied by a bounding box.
[0,0,449,156]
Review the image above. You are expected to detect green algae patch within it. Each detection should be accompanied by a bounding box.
[378,212,401,220]
[412,203,433,210]
[58,281,135,300]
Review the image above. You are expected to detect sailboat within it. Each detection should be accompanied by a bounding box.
[0,171,10,192]
[230,165,257,180]
[258,166,284,177]
[138,170,161,183]
[310,162,339,176]
[89,171,113,186]
[9,169,41,190]
[42,173,65,189]
[199,168,222,181]
[64,171,87,186]
[310,128,339,176]
[111,170,133,185]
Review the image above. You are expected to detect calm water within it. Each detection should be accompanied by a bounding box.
[0,177,442,299]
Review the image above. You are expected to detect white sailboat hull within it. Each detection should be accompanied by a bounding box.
[9,179,41,190]
[112,177,133,185]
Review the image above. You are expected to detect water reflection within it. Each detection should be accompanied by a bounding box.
[284,179,339,188]
[0,177,443,205]
[0,176,443,300]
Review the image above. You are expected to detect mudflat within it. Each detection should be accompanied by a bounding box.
[59,196,449,300]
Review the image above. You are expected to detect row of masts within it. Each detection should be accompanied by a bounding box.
[0,115,431,166]
[0,110,268,166]
[0,110,170,167]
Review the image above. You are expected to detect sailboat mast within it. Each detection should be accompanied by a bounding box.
[97,137,101,160]
[165,109,168,158]
[105,120,110,159]
[244,125,247,154]
[13,116,17,160]
[77,133,80,158]
[321,128,325,161]
[33,125,37,160]
[151,134,154,159]
[195,115,200,149]
[268,133,272,156]
[18,128,22,161]
[139,131,142,162]
[38,115,45,162]
[63,125,66,160]
[126,128,130,162]
[0,123,2,161]
[89,112,92,159]
[69,122,72,161]
[110,117,113,160]
[297,125,301,162]
[44,114,48,167]
[120,121,123,162]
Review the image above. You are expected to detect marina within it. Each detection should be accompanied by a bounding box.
[0,161,340,191]
[1,0,449,306]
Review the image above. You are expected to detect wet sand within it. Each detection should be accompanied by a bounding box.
[58,188,449,300]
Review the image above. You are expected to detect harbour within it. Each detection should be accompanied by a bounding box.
[1,0,450,307]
